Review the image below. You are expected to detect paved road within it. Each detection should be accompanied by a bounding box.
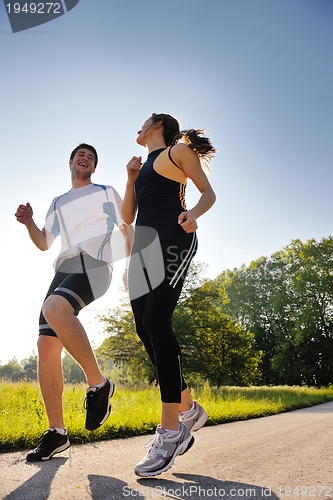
[1,401,332,500]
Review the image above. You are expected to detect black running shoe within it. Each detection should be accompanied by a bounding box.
[26,429,70,462]
[85,378,115,430]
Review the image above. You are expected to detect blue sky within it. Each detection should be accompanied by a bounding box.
[0,0,332,363]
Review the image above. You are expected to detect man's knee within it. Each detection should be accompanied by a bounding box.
[42,295,73,325]
[37,334,63,358]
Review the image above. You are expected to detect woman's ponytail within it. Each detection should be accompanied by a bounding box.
[171,129,217,172]
[151,113,217,171]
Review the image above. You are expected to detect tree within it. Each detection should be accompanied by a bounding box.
[96,261,209,385]
[272,238,333,386]
[218,254,289,384]
[97,305,155,384]
[220,237,333,386]
[21,352,38,380]
[0,357,25,381]
[173,279,262,386]
[62,351,85,383]
[97,261,262,386]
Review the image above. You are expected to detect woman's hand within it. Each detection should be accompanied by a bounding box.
[178,210,198,233]
[122,159,140,225]
[171,144,216,223]
[126,156,142,184]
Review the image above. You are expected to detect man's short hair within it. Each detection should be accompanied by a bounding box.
[70,143,98,168]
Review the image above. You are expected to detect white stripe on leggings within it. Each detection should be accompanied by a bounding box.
[169,233,198,289]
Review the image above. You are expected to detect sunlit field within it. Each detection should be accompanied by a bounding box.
[0,381,332,452]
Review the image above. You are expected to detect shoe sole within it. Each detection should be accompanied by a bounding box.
[190,410,208,432]
[26,441,70,462]
[135,435,195,477]
[98,381,115,427]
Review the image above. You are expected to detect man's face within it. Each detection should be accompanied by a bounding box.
[69,148,96,178]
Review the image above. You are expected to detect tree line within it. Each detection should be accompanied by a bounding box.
[97,237,333,387]
[0,352,87,383]
[3,237,332,387]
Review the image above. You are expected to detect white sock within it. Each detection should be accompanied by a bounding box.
[162,425,181,435]
[179,401,196,416]
[50,427,67,435]
[88,376,106,390]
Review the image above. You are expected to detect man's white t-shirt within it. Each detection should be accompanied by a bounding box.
[44,183,124,270]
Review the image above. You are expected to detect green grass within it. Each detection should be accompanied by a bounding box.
[0,381,332,452]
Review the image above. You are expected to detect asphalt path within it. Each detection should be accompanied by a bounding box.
[1,401,332,500]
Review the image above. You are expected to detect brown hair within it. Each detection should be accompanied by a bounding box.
[151,113,217,171]
[70,143,98,168]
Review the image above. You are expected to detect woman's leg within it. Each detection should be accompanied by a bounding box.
[130,228,197,429]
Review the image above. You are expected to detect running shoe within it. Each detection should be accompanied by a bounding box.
[134,422,194,477]
[26,429,70,462]
[85,378,115,430]
[179,401,208,432]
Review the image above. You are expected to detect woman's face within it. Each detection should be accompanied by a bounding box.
[136,117,154,146]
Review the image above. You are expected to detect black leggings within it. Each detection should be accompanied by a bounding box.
[129,224,197,403]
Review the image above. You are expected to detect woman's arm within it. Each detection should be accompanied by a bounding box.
[121,156,141,225]
[171,144,216,233]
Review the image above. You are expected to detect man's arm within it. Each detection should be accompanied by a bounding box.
[118,222,134,290]
[108,187,135,259]
[108,186,135,289]
[120,223,134,258]
[15,202,49,251]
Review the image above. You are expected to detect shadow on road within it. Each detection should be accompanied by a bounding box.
[87,474,137,499]
[1,465,282,500]
[135,473,280,499]
[3,457,68,500]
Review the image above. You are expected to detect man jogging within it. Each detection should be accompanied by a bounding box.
[15,143,132,462]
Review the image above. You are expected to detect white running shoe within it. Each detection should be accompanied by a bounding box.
[179,401,208,432]
[134,422,194,477]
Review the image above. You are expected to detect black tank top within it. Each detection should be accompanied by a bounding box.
[135,148,187,224]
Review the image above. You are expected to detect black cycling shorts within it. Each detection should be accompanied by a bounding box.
[39,253,112,337]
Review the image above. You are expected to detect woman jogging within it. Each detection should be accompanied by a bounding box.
[122,113,216,477]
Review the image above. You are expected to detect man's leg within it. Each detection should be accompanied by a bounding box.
[42,294,114,431]
[37,335,65,429]
[42,295,104,387]
[26,333,70,462]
